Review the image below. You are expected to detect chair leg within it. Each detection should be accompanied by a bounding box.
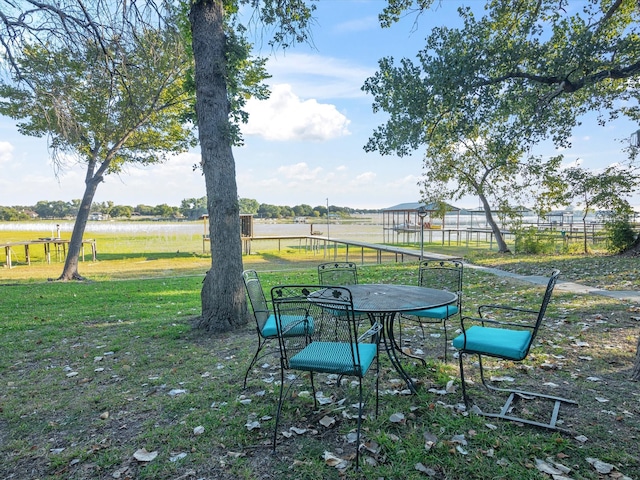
[243,336,268,389]
[272,360,286,453]
[472,354,577,431]
[310,372,318,410]
[355,378,363,470]
[442,319,448,363]
[375,352,380,417]
[393,317,427,367]
[458,352,471,409]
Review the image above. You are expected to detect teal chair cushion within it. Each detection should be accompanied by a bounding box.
[411,304,458,319]
[452,325,532,360]
[289,342,377,377]
[261,314,314,338]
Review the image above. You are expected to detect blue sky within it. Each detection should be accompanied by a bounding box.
[0,0,638,210]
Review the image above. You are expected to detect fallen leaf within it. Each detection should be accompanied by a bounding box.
[415,462,437,476]
[245,421,260,431]
[319,416,335,428]
[535,458,562,475]
[389,412,405,423]
[424,431,438,450]
[586,457,614,474]
[133,448,158,462]
[193,425,205,435]
[323,451,349,469]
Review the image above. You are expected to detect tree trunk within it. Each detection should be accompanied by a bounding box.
[632,335,640,381]
[58,173,101,280]
[478,193,511,253]
[190,0,248,333]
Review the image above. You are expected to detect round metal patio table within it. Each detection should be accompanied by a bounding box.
[345,284,457,393]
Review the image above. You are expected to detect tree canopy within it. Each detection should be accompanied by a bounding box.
[0,12,196,279]
[364,0,640,251]
[368,0,640,153]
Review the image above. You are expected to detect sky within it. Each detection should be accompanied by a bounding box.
[0,0,638,210]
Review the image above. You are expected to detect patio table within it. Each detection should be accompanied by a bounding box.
[339,284,457,393]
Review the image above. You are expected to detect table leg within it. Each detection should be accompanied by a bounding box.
[371,312,418,394]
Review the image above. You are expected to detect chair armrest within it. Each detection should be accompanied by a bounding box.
[460,315,536,331]
[358,321,382,343]
[477,304,539,317]
[279,316,313,336]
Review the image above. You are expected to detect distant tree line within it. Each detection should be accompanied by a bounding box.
[0,197,380,221]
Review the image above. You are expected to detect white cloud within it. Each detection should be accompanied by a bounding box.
[243,84,351,141]
[389,174,421,188]
[333,15,379,34]
[277,162,324,181]
[265,53,374,99]
[350,171,376,186]
[0,141,14,164]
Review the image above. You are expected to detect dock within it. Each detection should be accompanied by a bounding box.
[1,238,97,268]
[241,235,461,263]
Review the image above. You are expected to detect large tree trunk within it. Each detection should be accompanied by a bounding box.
[478,193,511,253]
[190,0,248,333]
[58,169,102,280]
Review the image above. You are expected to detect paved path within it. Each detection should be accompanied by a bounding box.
[466,264,640,303]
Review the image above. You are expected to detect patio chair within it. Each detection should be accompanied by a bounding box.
[241,270,314,388]
[452,270,577,430]
[317,261,359,285]
[271,285,381,469]
[399,260,463,362]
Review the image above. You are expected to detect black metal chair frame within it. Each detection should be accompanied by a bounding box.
[399,259,463,363]
[270,284,380,470]
[241,269,281,388]
[317,261,359,285]
[454,270,577,431]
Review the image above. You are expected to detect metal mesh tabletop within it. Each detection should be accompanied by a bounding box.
[346,284,457,314]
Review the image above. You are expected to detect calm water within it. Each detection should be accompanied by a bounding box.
[0,218,385,243]
[0,211,599,244]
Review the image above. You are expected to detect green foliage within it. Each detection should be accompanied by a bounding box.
[548,165,640,254]
[514,226,557,255]
[376,0,640,149]
[0,206,30,221]
[0,22,196,172]
[365,0,640,220]
[605,217,638,254]
[238,197,260,214]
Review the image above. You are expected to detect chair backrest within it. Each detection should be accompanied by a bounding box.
[418,260,463,307]
[242,270,270,333]
[271,285,364,372]
[317,262,358,285]
[529,269,560,343]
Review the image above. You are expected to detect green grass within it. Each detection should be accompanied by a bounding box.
[0,229,639,479]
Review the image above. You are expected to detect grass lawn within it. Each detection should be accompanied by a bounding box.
[0,231,639,479]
